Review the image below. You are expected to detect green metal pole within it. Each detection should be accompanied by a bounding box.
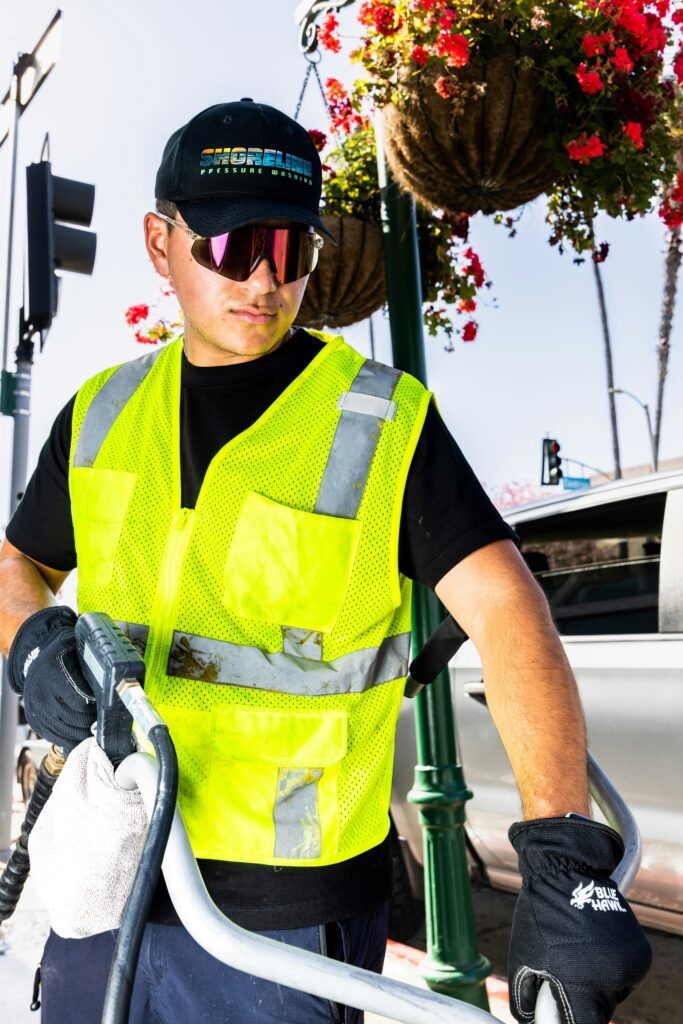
[376,115,491,1011]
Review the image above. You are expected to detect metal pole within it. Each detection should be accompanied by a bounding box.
[0,314,34,856]
[375,113,491,1011]
[609,388,657,474]
[2,74,20,372]
[0,75,22,855]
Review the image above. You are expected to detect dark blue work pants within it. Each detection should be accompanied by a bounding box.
[39,901,388,1023]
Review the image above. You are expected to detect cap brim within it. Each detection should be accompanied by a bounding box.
[176,196,338,244]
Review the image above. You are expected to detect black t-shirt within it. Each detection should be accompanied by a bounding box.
[7,329,516,929]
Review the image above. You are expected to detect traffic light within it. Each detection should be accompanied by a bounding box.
[542,438,563,485]
[25,159,96,336]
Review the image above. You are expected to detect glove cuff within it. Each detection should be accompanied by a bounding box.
[8,606,78,695]
[509,816,625,878]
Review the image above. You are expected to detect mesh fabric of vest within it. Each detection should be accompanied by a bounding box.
[70,334,431,865]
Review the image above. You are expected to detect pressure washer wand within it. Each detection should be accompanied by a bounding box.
[75,613,179,1024]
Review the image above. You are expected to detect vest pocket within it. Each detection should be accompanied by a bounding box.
[203,704,348,864]
[70,467,137,587]
[223,491,362,634]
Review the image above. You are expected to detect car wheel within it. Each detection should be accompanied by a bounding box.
[17,748,39,804]
[388,827,424,943]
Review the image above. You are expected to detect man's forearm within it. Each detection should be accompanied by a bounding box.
[0,542,60,656]
[436,540,590,820]
[480,599,589,819]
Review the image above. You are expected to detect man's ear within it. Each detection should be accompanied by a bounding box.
[144,212,171,278]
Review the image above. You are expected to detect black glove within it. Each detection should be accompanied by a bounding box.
[508,816,652,1024]
[8,606,96,753]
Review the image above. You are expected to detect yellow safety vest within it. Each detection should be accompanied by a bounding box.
[69,333,431,866]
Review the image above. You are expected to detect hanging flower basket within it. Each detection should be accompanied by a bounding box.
[382,43,558,215]
[294,215,387,329]
[317,1,683,257]
[299,118,489,342]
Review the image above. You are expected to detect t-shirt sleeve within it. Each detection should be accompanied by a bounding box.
[5,395,77,571]
[399,400,518,588]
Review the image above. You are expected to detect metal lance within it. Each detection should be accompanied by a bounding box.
[376,113,491,1011]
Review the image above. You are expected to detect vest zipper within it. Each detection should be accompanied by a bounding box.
[145,507,196,692]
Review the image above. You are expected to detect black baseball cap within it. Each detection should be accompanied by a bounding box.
[155,99,336,241]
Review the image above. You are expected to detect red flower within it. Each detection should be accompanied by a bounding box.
[125,304,149,325]
[582,32,613,57]
[134,330,156,345]
[458,297,476,313]
[462,321,478,342]
[359,1,399,36]
[592,242,610,263]
[673,9,683,25]
[623,121,644,149]
[674,46,683,84]
[434,75,455,98]
[576,62,604,95]
[566,133,607,164]
[435,31,469,68]
[611,47,634,72]
[411,45,429,65]
[318,12,341,53]
[308,129,328,152]
[463,247,485,287]
[438,9,457,30]
[325,78,347,102]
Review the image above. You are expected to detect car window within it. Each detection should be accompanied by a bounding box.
[516,493,666,636]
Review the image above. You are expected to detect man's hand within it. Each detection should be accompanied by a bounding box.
[8,606,96,753]
[508,817,652,1023]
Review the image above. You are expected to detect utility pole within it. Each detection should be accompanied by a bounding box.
[592,260,622,480]
[296,4,490,1008]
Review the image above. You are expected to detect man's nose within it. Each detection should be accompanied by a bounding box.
[246,255,279,292]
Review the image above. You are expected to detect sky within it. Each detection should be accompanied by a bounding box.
[1,0,682,529]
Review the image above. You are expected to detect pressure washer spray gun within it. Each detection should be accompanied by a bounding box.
[0,614,155,928]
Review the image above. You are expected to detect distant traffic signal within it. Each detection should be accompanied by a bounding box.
[25,159,96,336]
[542,438,563,485]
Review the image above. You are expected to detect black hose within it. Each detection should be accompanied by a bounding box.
[0,747,64,924]
[101,725,178,1024]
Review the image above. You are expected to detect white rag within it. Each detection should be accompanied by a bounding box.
[29,737,148,938]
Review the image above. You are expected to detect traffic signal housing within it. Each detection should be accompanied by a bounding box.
[542,438,563,485]
[25,159,96,336]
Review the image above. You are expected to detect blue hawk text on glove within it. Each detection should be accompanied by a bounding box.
[508,816,652,1024]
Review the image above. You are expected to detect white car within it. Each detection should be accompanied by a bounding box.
[391,469,683,937]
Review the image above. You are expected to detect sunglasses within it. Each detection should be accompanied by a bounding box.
[155,211,324,284]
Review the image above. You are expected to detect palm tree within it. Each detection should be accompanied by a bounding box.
[654,226,682,470]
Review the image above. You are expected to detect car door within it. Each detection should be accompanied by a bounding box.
[452,484,683,931]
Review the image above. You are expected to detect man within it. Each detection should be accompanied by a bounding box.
[0,99,650,1023]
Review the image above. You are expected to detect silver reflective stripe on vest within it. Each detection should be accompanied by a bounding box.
[336,391,397,421]
[314,359,402,520]
[273,768,323,859]
[73,348,165,468]
[166,630,410,695]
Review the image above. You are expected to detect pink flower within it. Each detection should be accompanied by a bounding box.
[434,75,455,99]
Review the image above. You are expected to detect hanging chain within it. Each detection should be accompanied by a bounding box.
[294,61,314,121]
